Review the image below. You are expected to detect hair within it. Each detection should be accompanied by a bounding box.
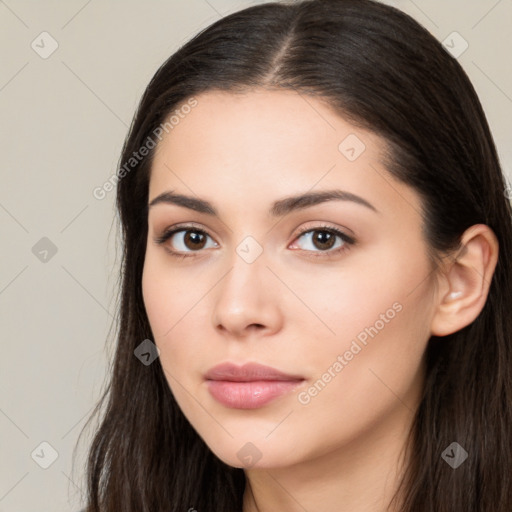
[76,0,512,510]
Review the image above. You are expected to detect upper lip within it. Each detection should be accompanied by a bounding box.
[205,362,304,382]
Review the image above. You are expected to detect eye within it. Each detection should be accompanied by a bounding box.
[154,225,218,258]
[290,225,355,257]
[154,223,355,259]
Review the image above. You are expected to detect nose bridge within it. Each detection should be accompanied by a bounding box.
[220,234,267,304]
[212,233,279,335]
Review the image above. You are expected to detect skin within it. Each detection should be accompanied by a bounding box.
[142,89,498,512]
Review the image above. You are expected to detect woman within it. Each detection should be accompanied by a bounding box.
[78,0,512,510]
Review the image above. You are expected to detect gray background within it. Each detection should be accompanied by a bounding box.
[0,1,511,511]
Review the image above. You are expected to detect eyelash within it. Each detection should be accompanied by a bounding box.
[154,223,355,260]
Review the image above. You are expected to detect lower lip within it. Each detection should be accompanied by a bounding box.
[206,379,304,409]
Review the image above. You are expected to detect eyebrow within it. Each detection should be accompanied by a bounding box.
[148,189,378,216]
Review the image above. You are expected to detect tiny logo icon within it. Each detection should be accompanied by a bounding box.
[236,442,262,468]
[236,236,263,264]
[338,134,366,162]
[134,339,160,366]
[442,31,469,59]
[441,441,468,469]
[32,237,58,263]
[31,31,59,59]
[31,441,59,469]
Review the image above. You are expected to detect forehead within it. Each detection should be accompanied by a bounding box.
[148,89,421,221]
[152,88,383,168]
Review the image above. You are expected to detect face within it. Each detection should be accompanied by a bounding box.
[142,89,438,470]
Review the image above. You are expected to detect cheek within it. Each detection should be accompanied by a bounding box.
[281,249,429,352]
[141,249,212,387]
[141,255,200,422]
[288,293,430,464]
[297,261,433,418]
[289,249,433,407]
[142,249,208,337]
[142,257,170,339]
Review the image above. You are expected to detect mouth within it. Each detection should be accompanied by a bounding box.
[204,362,305,409]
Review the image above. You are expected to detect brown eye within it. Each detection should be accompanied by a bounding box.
[310,230,337,250]
[295,228,349,252]
[182,230,207,250]
[155,227,218,256]
[290,225,355,258]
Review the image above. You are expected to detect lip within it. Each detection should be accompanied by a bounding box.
[205,362,305,409]
[205,362,304,382]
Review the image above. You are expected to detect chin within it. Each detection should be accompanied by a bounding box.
[203,435,302,470]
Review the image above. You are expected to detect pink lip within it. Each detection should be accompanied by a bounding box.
[205,362,305,409]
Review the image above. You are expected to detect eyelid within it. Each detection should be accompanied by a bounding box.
[293,222,355,243]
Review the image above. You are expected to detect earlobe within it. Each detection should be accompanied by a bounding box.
[430,224,499,337]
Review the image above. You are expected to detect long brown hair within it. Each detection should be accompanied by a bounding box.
[77,0,512,510]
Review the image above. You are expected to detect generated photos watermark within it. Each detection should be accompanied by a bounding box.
[297,301,403,405]
[93,97,198,200]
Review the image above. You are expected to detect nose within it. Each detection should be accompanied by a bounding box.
[211,246,283,339]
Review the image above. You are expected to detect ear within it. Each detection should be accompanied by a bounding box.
[430,224,499,337]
